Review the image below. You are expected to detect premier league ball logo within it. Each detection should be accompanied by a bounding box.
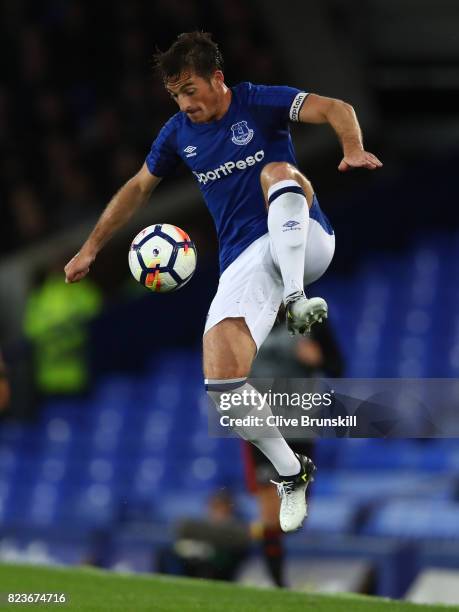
[231,121,254,146]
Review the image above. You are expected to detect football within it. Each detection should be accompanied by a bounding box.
[128,224,197,292]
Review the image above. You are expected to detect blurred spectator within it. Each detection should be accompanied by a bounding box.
[23,262,102,397]
[0,350,11,414]
[8,184,47,247]
[156,490,250,581]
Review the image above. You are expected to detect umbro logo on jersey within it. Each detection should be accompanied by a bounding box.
[184,146,197,158]
[231,121,254,146]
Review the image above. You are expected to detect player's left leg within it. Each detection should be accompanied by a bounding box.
[260,162,328,335]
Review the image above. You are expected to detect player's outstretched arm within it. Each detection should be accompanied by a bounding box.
[298,94,383,172]
[64,164,161,283]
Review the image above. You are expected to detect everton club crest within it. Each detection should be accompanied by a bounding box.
[231,121,254,146]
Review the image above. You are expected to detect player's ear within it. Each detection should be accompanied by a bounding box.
[212,70,224,87]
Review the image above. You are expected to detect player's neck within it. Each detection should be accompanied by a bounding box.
[214,85,232,121]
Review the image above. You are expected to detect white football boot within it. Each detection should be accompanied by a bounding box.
[271,455,316,533]
[285,292,328,336]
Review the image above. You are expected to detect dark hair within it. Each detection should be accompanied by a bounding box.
[154,31,224,82]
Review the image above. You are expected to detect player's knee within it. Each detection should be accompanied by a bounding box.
[260,162,296,189]
[203,318,256,379]
[260,163,313,206]
[203,342,251,380]
[204,363,251,380]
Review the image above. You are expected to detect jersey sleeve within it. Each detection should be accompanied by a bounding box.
[246,83,309,124]
[145,119,181,178]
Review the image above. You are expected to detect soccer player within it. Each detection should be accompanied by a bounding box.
[64,32,382,532]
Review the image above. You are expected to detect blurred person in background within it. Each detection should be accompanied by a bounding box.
[0,350,11,416]
[23,259,102,401]
[156,490,250,581]
[64,30,381,535]
[7,183,48,250]
[245,315,344,586]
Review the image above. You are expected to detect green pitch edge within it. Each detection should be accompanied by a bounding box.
[0,563,458,612]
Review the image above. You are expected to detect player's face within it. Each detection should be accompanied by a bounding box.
[165,71,224,123]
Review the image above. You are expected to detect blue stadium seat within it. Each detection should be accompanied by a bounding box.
[152,491,210,523]
[312,470,457,503]
[306,497,360,535]
[364,500,459,540]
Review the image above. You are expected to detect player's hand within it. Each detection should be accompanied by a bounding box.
[64,251,95,283]
[338,150,383,172]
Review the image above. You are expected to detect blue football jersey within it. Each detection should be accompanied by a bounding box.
[146,82,326,273]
